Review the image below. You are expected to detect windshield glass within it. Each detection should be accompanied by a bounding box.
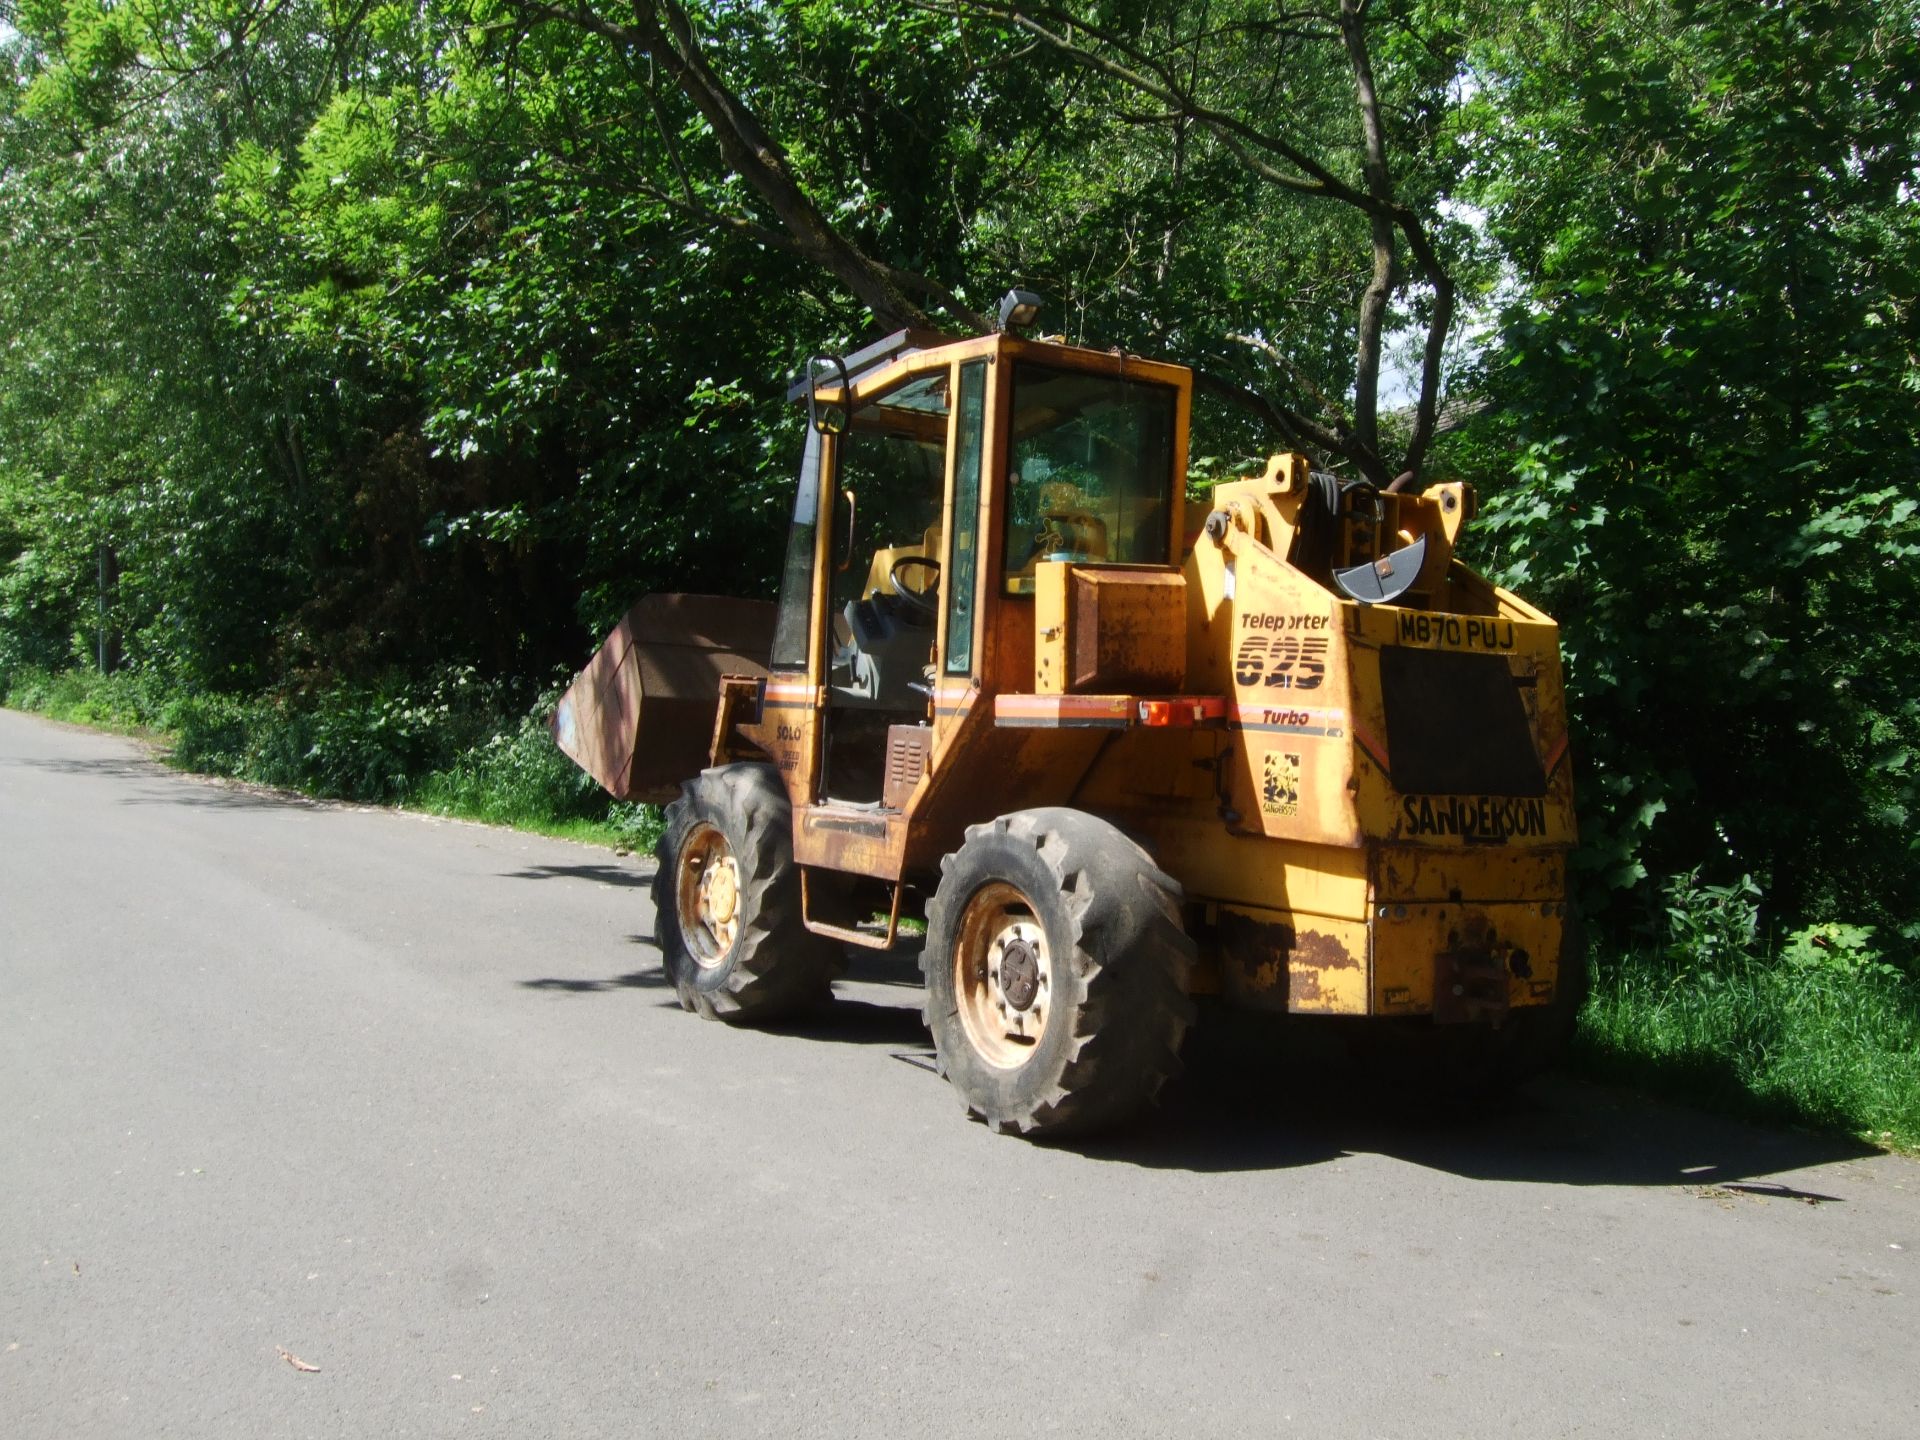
[1002,362,1176,593]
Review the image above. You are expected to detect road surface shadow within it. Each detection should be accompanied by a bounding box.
[7,753,166,784]
[501,862,652,889]
[1066,1034,1880,1187]
[510,942,1877,1190]
[15,752,331,810]
[515,961,934,1051]
[520,970,669,993]
[724,990,1878,1186]
[118,783,326,811]
[735,993,1868,1191]
[518,942,929,1005]
[767,996,932,1050]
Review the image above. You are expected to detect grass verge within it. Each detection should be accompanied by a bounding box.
[1574,946,1920,1151]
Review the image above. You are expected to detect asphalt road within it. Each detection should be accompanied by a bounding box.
[3,707,1915,1439]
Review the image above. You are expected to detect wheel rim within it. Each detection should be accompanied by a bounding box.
[952,881,1053,1068]
[676,822,741,967]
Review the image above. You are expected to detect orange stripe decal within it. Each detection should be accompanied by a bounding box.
[1544,733,1570,776]
[1353,722,1391,775]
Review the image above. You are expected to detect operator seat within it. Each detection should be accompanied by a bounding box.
[831,524,943,711]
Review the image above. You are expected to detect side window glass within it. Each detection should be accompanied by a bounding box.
[824,369,949,715]
[833,372,949,616]
[944,361,987,676]
[769,428,822,670]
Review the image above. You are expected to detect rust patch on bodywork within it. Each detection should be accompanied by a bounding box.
[1431,911,1513,1024]
[1288,928,1359,1008]
[1216,911,1361,1014]
[1218,911,1291,985]
[1295,928,1360,968]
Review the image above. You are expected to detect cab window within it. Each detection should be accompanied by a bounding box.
[832,370,950,618]
[1001,363,1177,594]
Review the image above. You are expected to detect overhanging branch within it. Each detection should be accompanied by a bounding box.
[504,0,979,333]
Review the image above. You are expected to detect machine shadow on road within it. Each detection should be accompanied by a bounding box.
[1067,1032,1879,1189]
[767,998,936,1050]
[513,938,1878,1191]
[516,944,939,1051]
[501,861,653,888]
[841,961,1878,1189]
[520,969,670,993]
[799,982,1876,1190]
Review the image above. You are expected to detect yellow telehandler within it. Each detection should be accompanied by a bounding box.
[555,299,1579,1136]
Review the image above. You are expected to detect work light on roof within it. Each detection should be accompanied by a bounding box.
[996,288,1043,333]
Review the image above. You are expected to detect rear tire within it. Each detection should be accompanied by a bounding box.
[922,808,1195,1138]
[653,764,835,1023]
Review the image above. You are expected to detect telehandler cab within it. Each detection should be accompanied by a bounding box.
[554,304,1579,1137]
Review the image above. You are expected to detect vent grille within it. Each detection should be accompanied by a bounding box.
[883,726,932,810]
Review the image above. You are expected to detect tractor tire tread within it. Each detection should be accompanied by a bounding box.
[653,763,835,1025]
[922,807,1195,1138]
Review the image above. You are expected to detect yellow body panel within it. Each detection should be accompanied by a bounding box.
[1186,520,1360,848]
[1373,901,1566,1016]
[1216,904,1372,1014]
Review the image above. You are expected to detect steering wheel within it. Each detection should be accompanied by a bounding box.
[887,555,941,621]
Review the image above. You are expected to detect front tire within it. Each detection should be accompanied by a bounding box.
[922,808,1196,1138]
[653,764,835,1023]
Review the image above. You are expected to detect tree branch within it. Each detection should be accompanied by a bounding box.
[945,2,1383,211]
[1189,366,1350,459]
[1394,208,1455,477]
[941,0,1458,483]
[1340,0,1394,474]
[504,0,969,333]
[1229,331,1346,428]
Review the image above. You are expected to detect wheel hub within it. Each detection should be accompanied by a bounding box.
[997,936,1041,1011]
[676,822,741,966]
[952,884,1054,1070]
[702,859,739,928]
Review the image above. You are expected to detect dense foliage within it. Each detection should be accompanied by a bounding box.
[1458,0,1920,945]
[3,0,1916,963]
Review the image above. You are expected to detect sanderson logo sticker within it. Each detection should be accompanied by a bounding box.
[1261,751,1301,817]
[1401,795,1549,842]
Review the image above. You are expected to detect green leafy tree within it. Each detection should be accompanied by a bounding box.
[8,0,1917,968]
[1451,0,1920,937]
